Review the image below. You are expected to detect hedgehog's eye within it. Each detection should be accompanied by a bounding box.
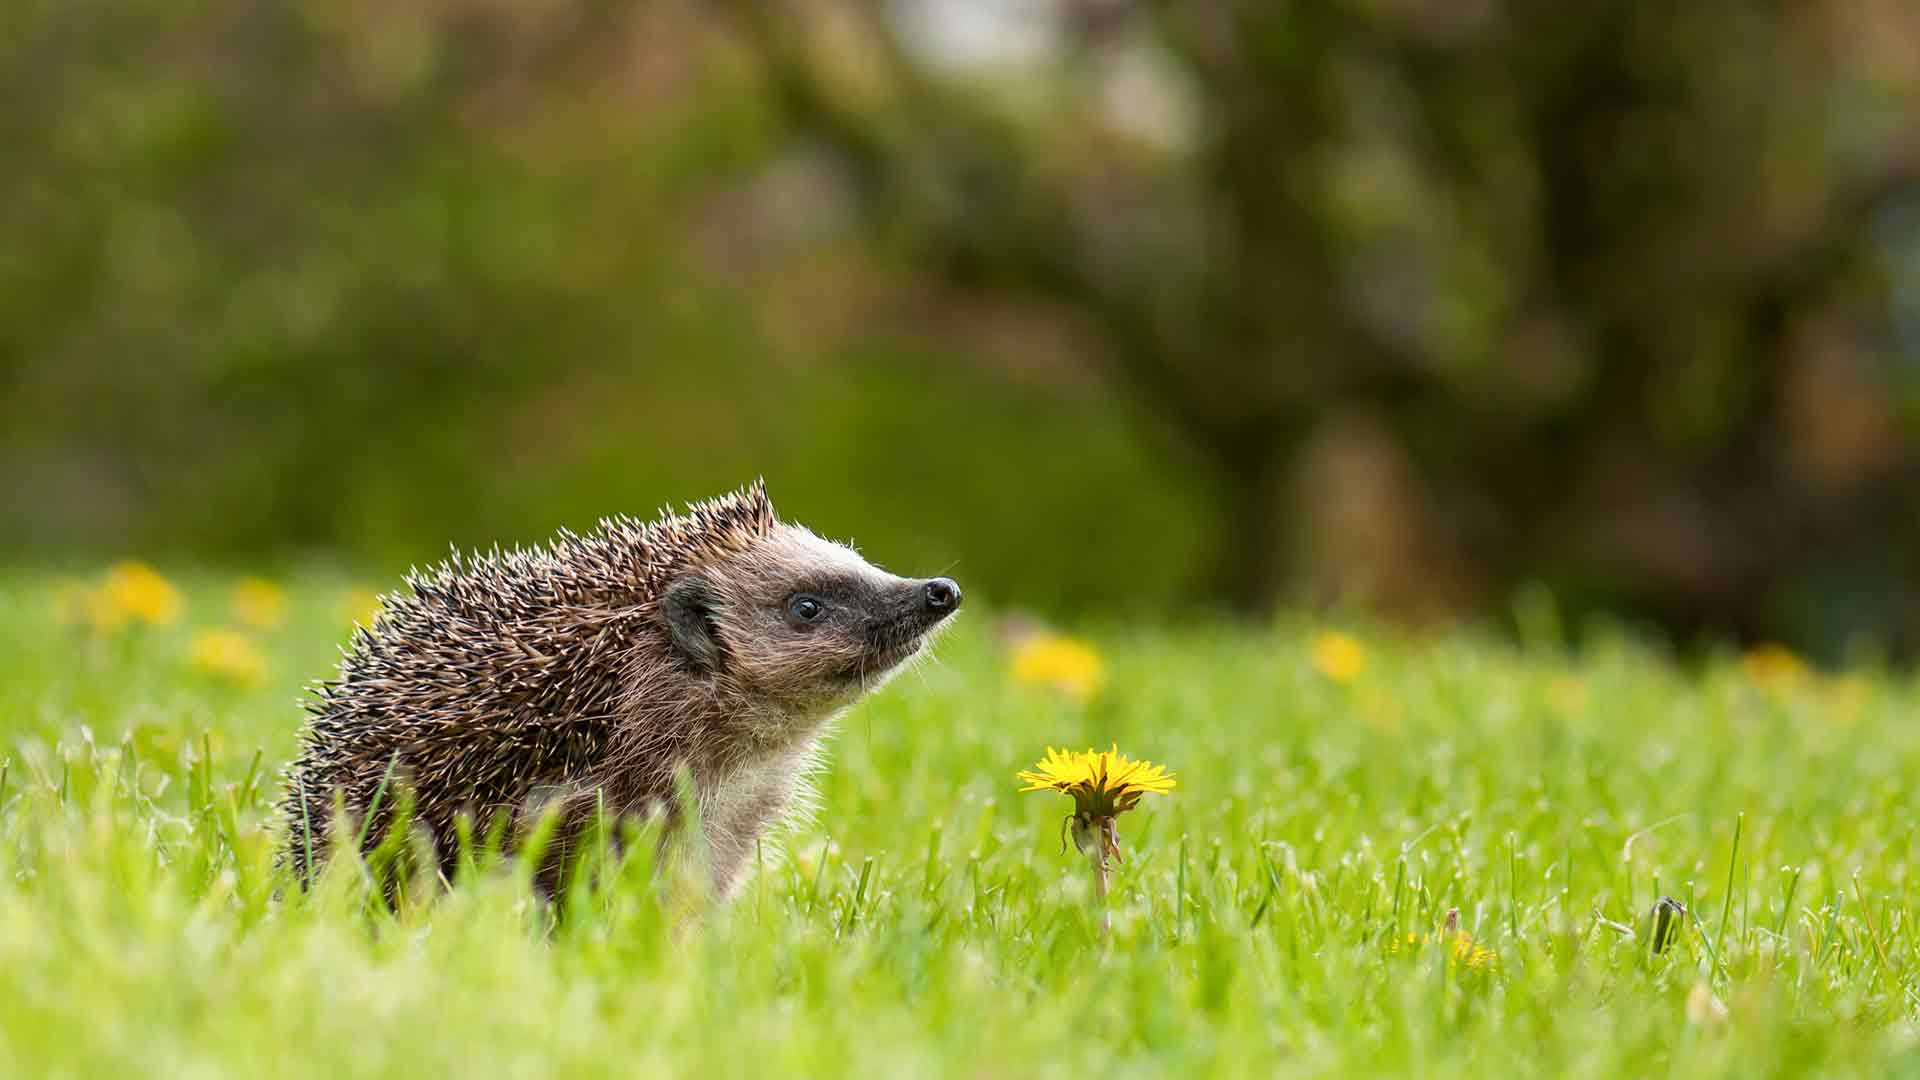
[788,595,825,624]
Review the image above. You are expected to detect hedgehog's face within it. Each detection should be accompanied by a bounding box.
[659,525,962,713]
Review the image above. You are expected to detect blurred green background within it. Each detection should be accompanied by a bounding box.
[5,0,1920,657]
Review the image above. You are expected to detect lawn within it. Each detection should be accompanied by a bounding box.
[2,568,1918,1077]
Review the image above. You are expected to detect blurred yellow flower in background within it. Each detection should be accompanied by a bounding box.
[66,561,184,633]
[186,628,268,686]
[1741,642,1808,691]
[229,577,289,630]
[337,586,384,630]
[1010,633,1108,702]
[1309,630,1366,684]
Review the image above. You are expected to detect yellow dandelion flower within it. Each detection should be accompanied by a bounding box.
[1450,931,1497,970]
[1018,745,1175,818]
[1740,642,1808,691]
[1020,745,1175,919]
[1010,633,1108,702]
[86,561,184,632]
[1310,630,1366,684]
[186,628,269,686]
[1384,929,1496,970]
[229,576,289,630]
[337,585,384,629]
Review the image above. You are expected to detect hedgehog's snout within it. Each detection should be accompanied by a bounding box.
[867,575,961,651]
[923,577,961,614]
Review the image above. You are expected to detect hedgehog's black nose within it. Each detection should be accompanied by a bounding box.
[924,578,961,613]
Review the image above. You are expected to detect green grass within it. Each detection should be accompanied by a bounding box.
[3,570,1920,1077]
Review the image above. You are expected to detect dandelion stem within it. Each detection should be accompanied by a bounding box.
[1073,812,1113,934]
[1091,845,1111,935]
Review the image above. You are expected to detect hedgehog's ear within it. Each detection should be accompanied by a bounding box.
[661,574,722,672]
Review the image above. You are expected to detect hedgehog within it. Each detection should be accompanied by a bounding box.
[278,481,961,898]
